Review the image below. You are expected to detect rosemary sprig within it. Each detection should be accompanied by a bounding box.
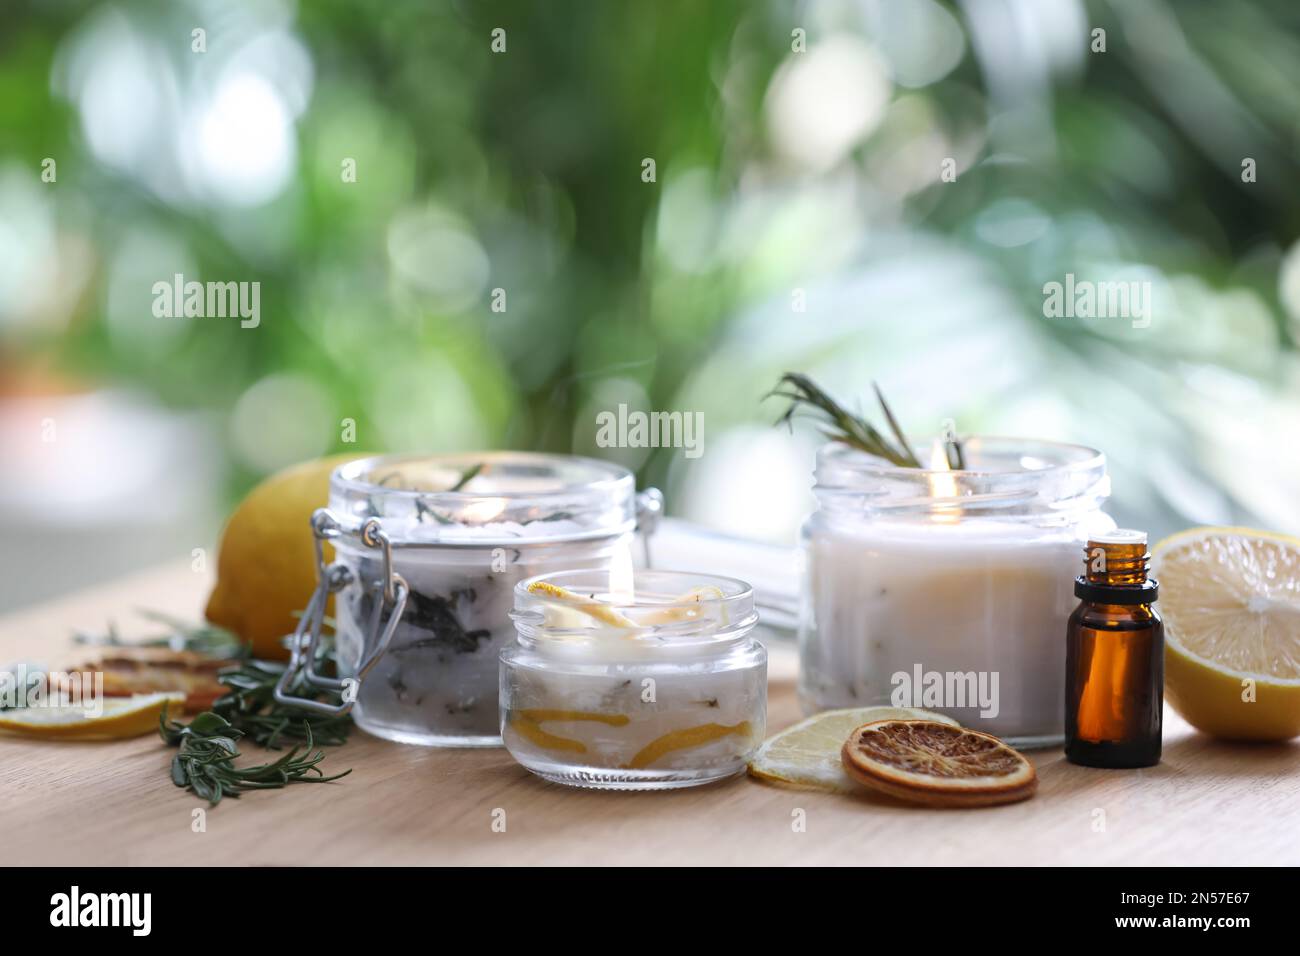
[74,613,248,660]
[213,654,352,749]
[160,710,350,807]
[768,372,923,467]
[77,612,351,748]
[449,462,485,491]
[873,382,915,463]
[941,417,966,470]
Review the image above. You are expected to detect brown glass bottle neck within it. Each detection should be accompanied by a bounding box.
[1084,540,1149,586]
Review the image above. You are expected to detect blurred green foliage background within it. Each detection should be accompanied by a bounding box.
[2,0,1299,606]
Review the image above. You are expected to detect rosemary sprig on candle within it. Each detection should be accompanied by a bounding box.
[768,373,923,467]
[941,418,966,470]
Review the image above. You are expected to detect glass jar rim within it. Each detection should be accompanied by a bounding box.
[816,436,1104,480]
[329,452,637,545]
[813,436,1109,519]
[512,569,758,646]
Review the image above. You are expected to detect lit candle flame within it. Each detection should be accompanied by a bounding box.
[607,541,636,605]
[928,440,960,522]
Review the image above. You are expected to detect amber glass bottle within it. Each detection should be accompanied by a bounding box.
[1064,529,1163,768]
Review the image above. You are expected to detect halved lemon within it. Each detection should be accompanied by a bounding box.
[841,719,1036,808]
[0,692,184,741]
[1152,526,1300,740]
[748,706,959,792]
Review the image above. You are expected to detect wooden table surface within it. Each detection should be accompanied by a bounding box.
[1,562,1296,866]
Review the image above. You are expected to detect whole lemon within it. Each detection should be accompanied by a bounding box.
[205,454,365,660]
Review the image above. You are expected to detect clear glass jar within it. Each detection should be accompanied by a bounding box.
[279,452,659,747]
[799,438,1113,748]
[501,569,766,789]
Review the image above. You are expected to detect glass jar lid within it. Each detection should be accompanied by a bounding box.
[329,452,637,546]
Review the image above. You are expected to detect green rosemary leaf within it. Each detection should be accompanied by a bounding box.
[190,773,214,803]
[450,462,484,491]
[767,373,923,468]
[415,497,453,525]
[189,711,229,733]
[872,382,921,467]
[941,418,966,470]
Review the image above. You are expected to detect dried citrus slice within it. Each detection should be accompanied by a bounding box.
[0,692,184,741]
[748,706,959,792]
[1152,526,1300,740]
[526,581,637,628]
[841,719,1036,807]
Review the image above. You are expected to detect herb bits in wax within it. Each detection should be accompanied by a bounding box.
[275,453,659,747]
[501,569,767,788]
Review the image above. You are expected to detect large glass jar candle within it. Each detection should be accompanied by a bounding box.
[799,438,1113,748]
[501,569,766,789]
[276,452,659,747]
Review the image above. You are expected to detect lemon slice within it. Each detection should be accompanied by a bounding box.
[748,706,960,792]
[526,581,637,628]
[1152,527,1300,740]
[0,692,185,741]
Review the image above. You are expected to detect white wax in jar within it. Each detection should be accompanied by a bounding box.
[801,516,1100,742]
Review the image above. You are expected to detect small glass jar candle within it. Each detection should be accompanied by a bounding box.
[799,438,1113,748]
[501,569,766,789]
[275,452,660,747]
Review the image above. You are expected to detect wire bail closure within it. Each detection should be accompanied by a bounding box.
[272,508,408,717]
[636,487,664,566]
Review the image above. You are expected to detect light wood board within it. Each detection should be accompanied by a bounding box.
[1,562,1296,866]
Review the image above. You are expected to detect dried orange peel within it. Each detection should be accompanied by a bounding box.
[626,721,752,769]
[633,585,728,626]
[516,709,631,726]
[527,581,731,630]
[508,709,631,755]
[526,581,638,628]
[840,719,1037,808]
